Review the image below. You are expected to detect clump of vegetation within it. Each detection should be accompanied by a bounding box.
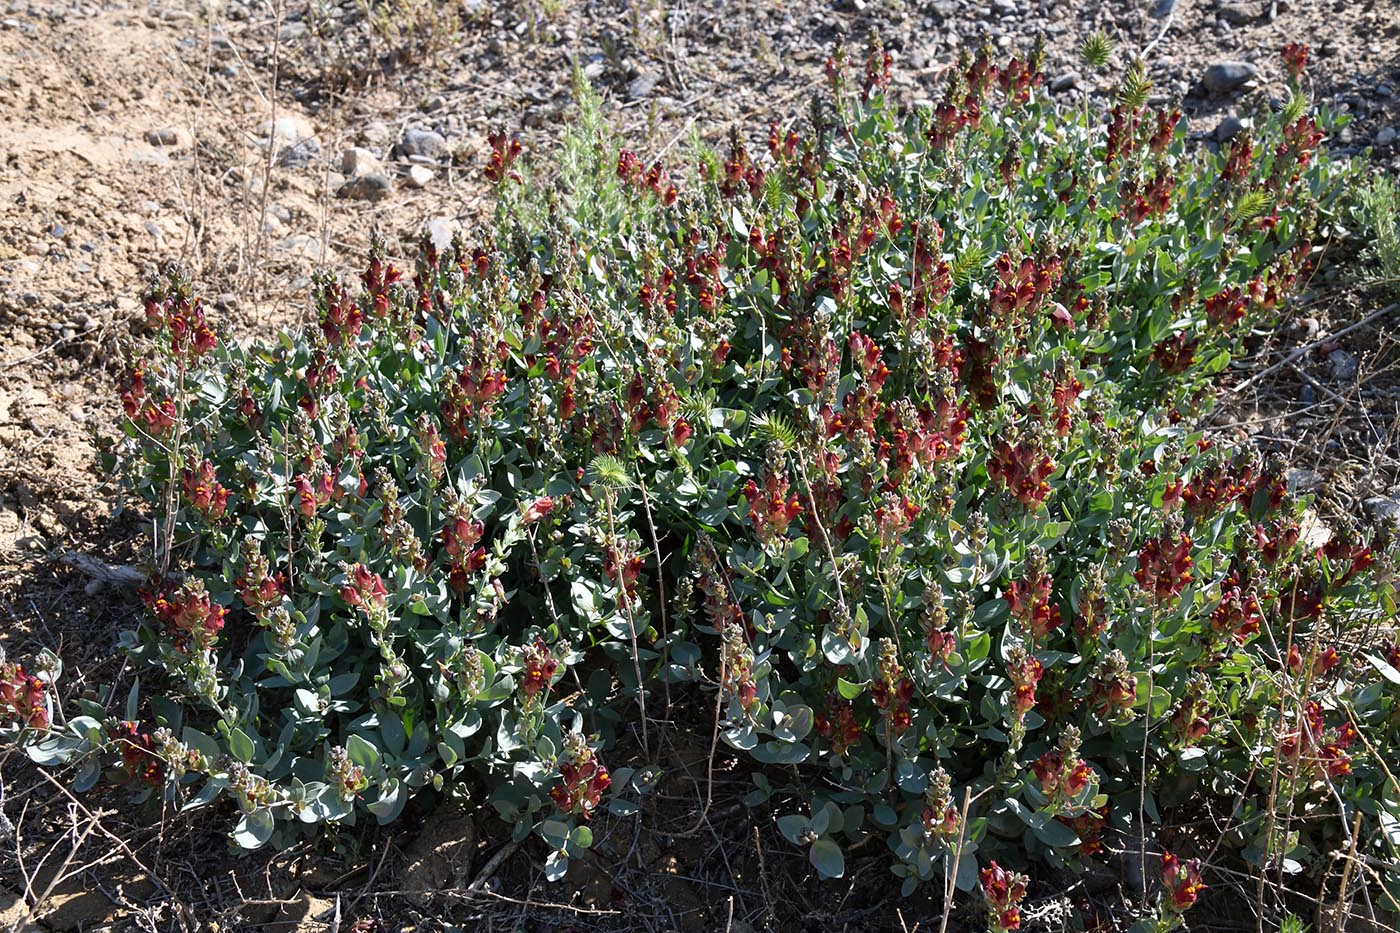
[1357,173,1400,296]
[303,0,468,90]
[6,37,1399,930]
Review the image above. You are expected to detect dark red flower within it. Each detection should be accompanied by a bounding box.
[1161,852,1205,912]
[0,662,48,730]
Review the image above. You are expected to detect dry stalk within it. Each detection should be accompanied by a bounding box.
[938,785,973,933]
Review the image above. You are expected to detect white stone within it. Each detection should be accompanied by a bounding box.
[340,146,381,177]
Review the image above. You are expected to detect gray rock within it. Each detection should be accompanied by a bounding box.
[276,137,320,169]
[1217,3,1256,25]
[337,172,394,202]
[277,20,308,41]
[1327,348,1359,381]
[627,71,660,101]
[1286,468,1323,494]
[1149,0,1177,17]
[1365,496,1400,526]
[361,121,392,150]
[340,146,381,177]
[1377,127,1398,147]
[146,126,191,147]
[397,127,448,161]
[1202,61,1257,94]
[407,165,434,188]
[1215,114,1247,141]
[582,60,606,80]
[264,114,315,145]
[274,234,330,263]
[1049,71,1080,93]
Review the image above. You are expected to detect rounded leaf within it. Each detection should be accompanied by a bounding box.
[809,837,845,879]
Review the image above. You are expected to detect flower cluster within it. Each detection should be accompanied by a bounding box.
[721,622,758,713]
[520,637,559,701]
[872,639,914,736]
[1282,42,1309,80]
[1004,548,1061,644]
[1159,852,1205,915]
[484,129,522,184]
[1007,648,1043,736]
[602,535,645,606]
[988,438,1055,508]
[440,500,487,594]
[1087,650,1137,725]
[742,468,803,544]
[1277,700,1355,779]
[617,149,678,205]
[115,721,166,787]
[0,661,48,730]
[142,579,227,653]
[814,696,862,757]
[182,459,229,521]
[327,744,369,801]
[980,861,1029,932]
[339,563,388,613]
[1031,727,1097,815]
[1134,529,1194,602]
[550,733,611,820]
[145,285,217,363]
[921,767,961,840]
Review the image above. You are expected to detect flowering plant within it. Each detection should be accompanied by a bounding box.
[6,38,1400,923]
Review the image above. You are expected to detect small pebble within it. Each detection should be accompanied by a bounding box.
[146,126,191,147]
[1202,61,1257,95]
[1327,348,1359,382]
[397,127,449,161]
[337,172,393,202]
[1216,114,1247,141]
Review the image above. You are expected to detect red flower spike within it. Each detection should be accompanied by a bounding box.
[1282,43,1309,80]
[550,735,610,819]
[989,440,1056,508]
[115,721,165,787]
[1134,532,1194,602]
[521,636,559,700]
[181,459,229,521]
[0,662,49,730]
[1160,852,1206,913]
[980,862,1029,931]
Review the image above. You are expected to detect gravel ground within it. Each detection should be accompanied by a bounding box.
[1,0,1398,929]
